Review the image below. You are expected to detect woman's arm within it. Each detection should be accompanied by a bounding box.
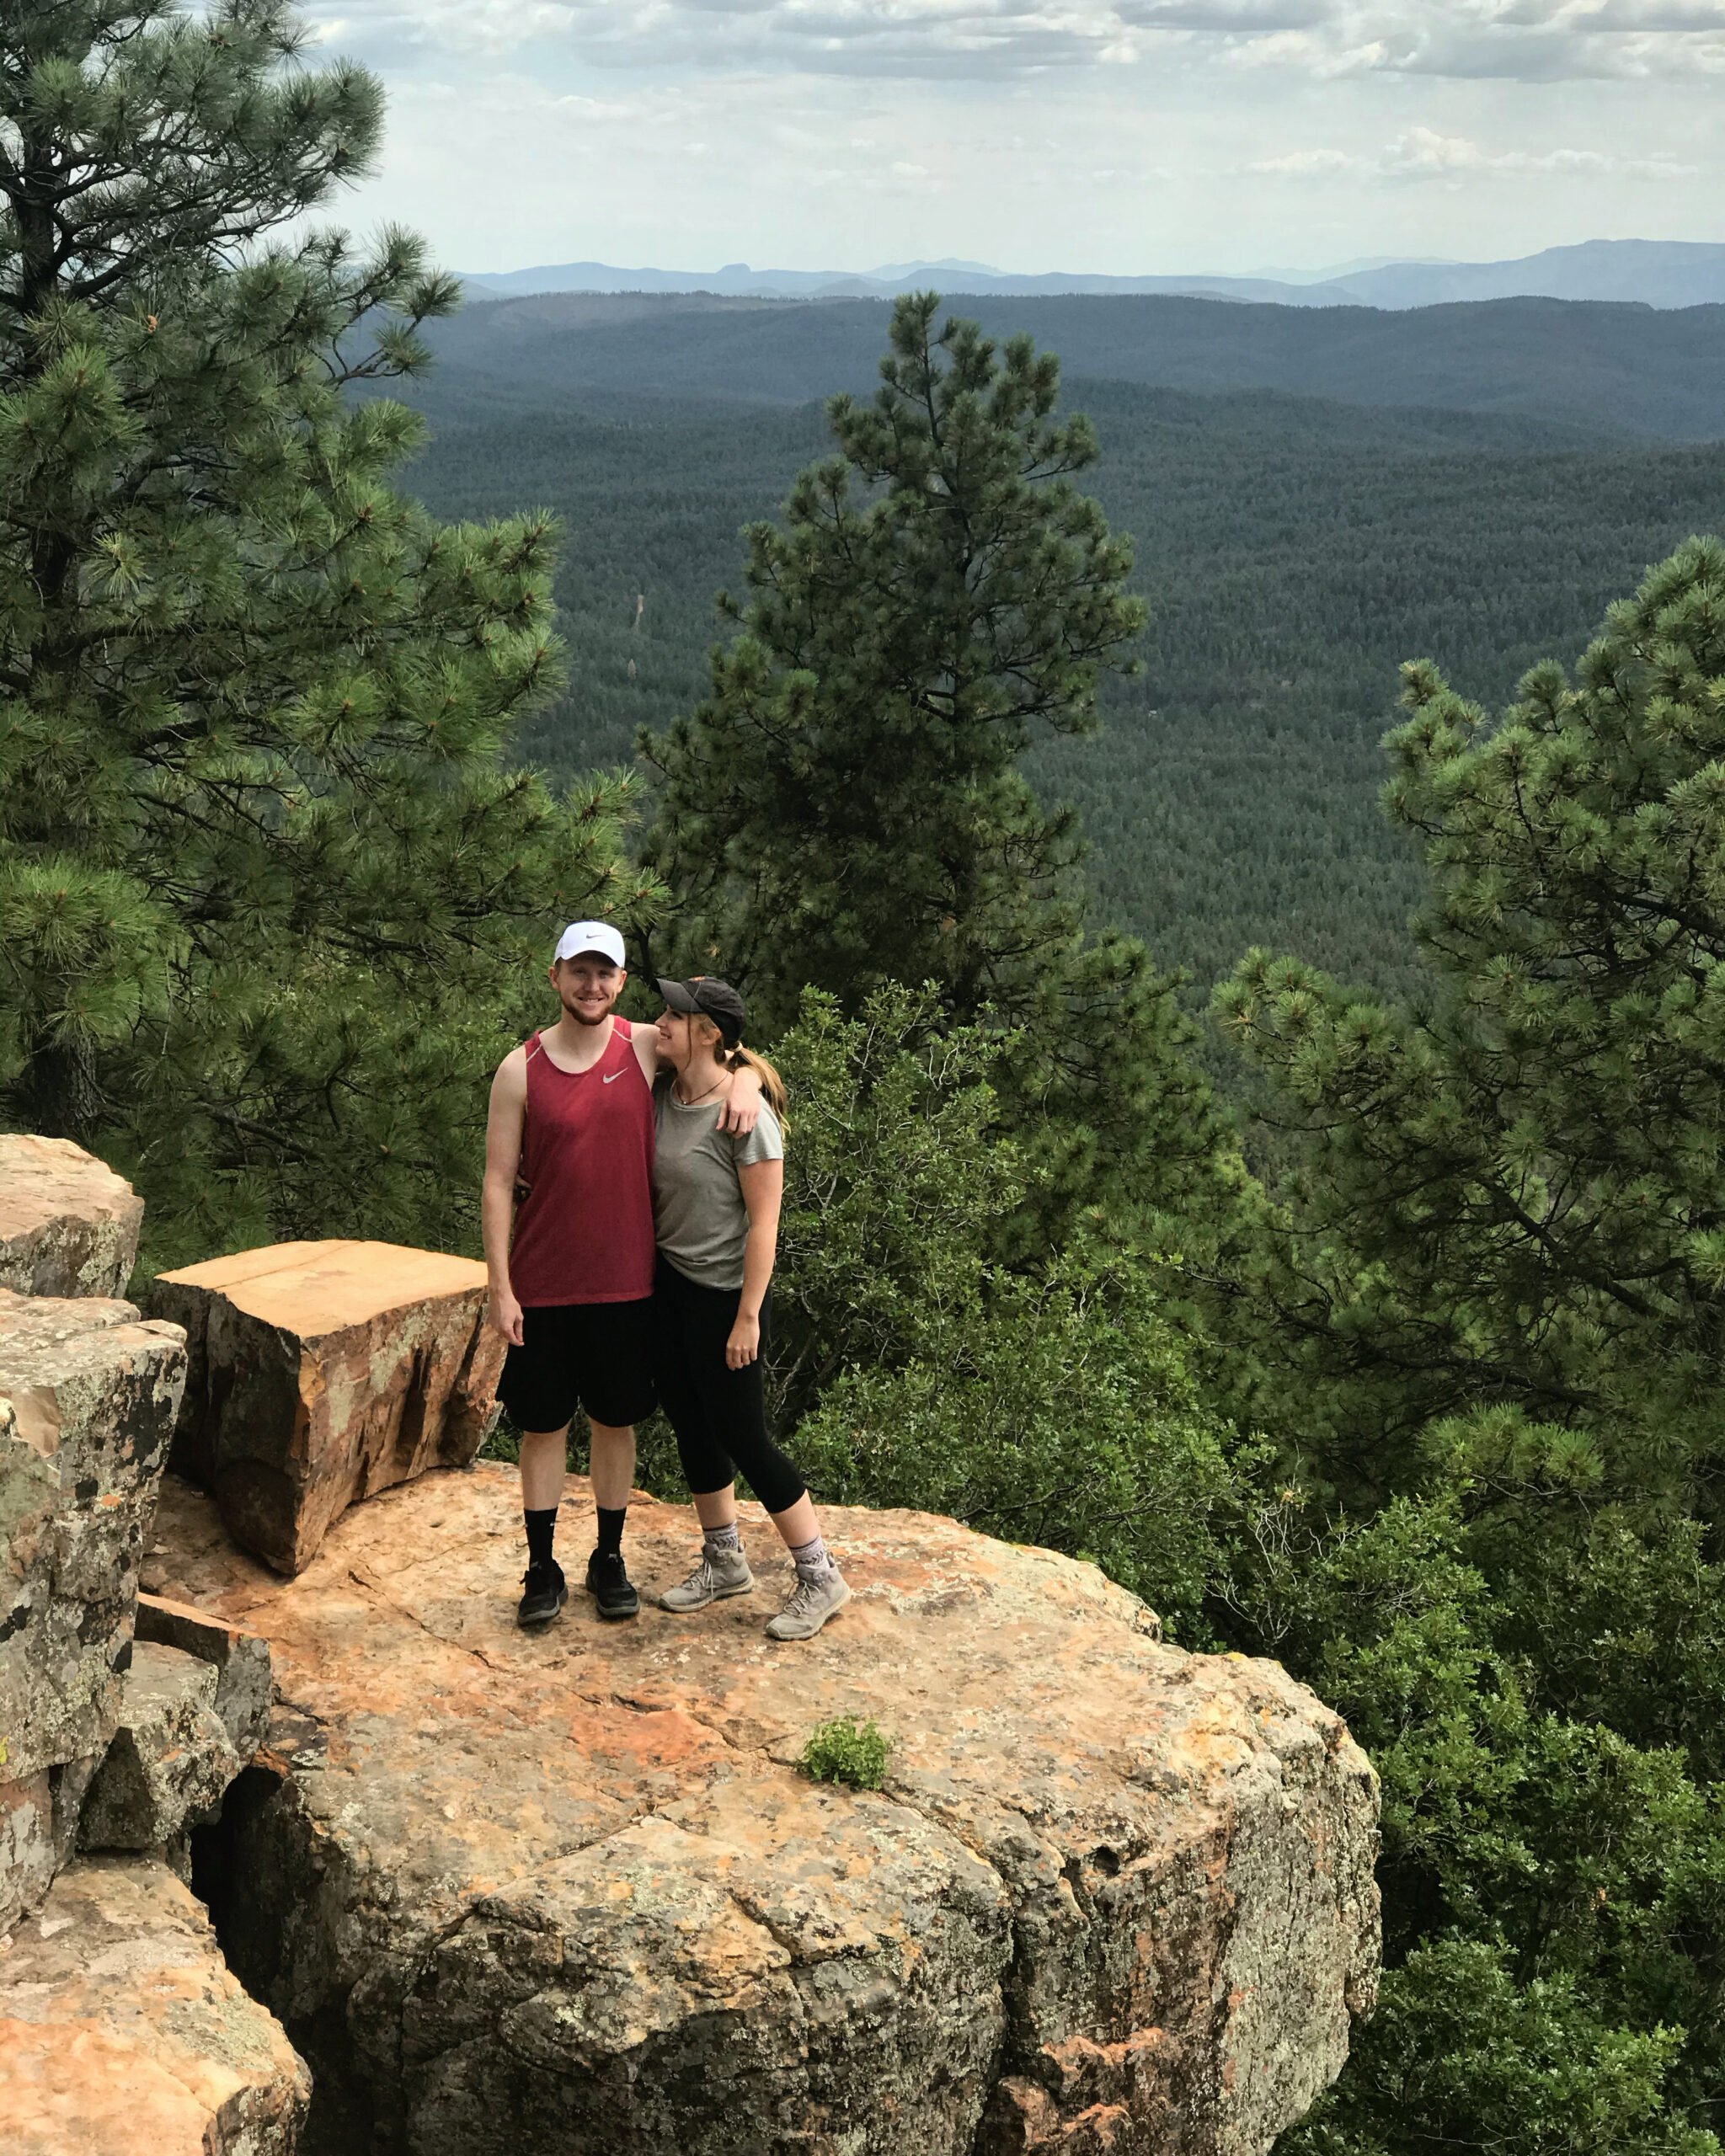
[482,1051,529,1345]
[728,1157,784,1369]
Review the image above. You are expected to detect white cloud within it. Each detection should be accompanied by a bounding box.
[314,0,1725,80]
[1246,145,1358,171]
[1248,123,1699,179]
[318,0,1721,278]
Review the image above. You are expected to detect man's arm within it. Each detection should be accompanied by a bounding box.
[718,1057,761,1134]
[633,1022,761,1132]
[482,1050,528,1345]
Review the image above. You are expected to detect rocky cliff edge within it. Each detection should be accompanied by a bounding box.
[152,1462,1380,2156]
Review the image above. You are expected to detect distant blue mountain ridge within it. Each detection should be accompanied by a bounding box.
[459,239,1725,312]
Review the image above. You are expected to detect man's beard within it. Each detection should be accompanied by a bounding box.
[563,995,613,1028]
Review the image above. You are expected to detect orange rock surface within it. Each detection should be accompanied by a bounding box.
[150,1241,504,1577]
[0,1854,310,2156]
[0,1137,143,1299]
[150,1463,1380,2156]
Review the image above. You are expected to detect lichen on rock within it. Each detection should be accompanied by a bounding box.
[77,1640,242,1858]
[135,1589,274,1758]
[0,1287,188,1935]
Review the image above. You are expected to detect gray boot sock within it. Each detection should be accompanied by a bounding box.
[788,1530,836,1582]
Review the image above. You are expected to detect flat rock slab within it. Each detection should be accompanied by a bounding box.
[0,1136,144,1300]
[0,1854,311,2156]
[152,1465,1380,2156]
[0,1289,187,1934]
[150,1241,504,1577]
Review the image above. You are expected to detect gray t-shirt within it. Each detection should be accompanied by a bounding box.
[652,1081,784,1289]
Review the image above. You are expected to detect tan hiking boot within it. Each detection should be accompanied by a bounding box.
[765,1567,852,1641]
[660,1543,755,1612]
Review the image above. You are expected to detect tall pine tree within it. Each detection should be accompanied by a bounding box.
[1210,536,1725,2156]
[0,0,649,1264]
[1215,536,1725,1497]
[643,293,1236,1231]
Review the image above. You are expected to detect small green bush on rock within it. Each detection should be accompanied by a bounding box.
[799,1717,890,1790]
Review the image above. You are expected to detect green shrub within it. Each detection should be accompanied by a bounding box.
[799,1717,890,1791]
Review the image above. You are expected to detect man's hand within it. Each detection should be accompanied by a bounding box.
[488,1284,525,1348]
[726,1310,761,1369]
[718,1060,762,1134]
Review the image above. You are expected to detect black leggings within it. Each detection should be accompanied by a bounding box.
[651,1261,806,1515]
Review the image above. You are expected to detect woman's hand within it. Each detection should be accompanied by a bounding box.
[487,1284,526,1347]
[726,1310,761,1369]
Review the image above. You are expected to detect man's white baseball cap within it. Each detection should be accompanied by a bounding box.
[553,921,627,967]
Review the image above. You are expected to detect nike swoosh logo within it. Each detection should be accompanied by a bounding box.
[603,1070,623,1082]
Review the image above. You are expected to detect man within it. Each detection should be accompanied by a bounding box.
[482,921,760,1628]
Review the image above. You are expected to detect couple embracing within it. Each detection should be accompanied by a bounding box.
[481,921,850,1642]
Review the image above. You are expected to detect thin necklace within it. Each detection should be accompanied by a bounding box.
[675,1070,726,1107]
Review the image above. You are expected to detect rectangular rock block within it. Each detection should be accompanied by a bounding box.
[135,1590,273,1758]
[0,1289,187,1936]
[77,1640,242,1854]
[0,1135,144,1299]
[150,1241,504,1577]
[0,1854,311,2156]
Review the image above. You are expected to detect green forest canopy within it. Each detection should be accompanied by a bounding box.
[422,288,1725,440]
[398,370,1725,1003]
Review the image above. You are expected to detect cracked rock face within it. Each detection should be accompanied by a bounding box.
[149,1240,505,1577]
[0,1289,187,1935]
[0,1854,311,2156]
[154,1464,1380,2156]
[0,1136,144,1301]
[77,1640,243,1855]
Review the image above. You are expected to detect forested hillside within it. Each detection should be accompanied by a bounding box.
[420,288,1725,439]
[403,376,1725,999]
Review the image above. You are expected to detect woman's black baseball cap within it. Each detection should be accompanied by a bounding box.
[658,976,745,1049]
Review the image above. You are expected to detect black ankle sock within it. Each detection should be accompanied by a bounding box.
[525,1508,558,1570]
[595,1506,628,1559]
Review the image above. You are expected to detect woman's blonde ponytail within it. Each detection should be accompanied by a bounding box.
[688,1007,788,1128]
[729,1044,788,1128]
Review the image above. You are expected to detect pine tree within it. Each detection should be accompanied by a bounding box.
[1212,536,1725,2156]
[0,0,649,1263]
[642,292,1235,1229]
[1215,536,1725,1495]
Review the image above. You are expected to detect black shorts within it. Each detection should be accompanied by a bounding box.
[497,1299,656,1434]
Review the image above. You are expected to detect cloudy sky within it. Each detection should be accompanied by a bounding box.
[312,0,1724,275]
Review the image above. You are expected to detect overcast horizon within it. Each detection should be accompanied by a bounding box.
[315,1,1725,278]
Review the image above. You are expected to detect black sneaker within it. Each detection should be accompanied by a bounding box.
[585,1550,640,1620]
[516,1560,567,1629]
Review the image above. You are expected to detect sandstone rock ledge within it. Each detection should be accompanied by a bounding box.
[152,1463,1380,2156]
[0,1854,311,2156]
[0,1136,144,1300]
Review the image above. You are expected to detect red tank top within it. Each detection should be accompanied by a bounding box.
[508,1017,656,1306]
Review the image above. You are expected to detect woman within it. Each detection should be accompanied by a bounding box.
[649,975,851,1640]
